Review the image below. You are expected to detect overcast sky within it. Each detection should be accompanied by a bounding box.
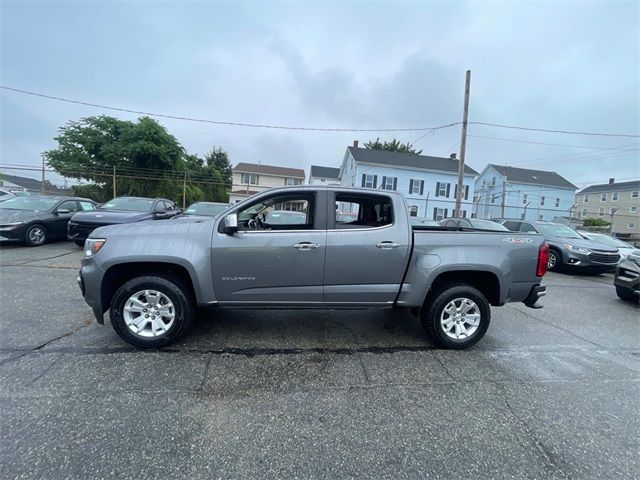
[1,1,638,189]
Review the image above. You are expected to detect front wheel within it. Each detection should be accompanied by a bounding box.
[109,275,195,349]
[547,250,561,271]
[421,284,491,349]
[25,224,47,246]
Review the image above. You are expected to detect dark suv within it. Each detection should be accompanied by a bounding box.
[495,219,620,273]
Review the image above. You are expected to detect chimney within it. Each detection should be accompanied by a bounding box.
[353,140,359,148]
[450,153,457,159]
[608,177,615,185]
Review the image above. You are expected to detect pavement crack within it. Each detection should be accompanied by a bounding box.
[198,352,214,390]
[431,352,458,382]
[27,353,63,385]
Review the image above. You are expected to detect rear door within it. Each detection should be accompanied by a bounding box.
[323,192,410,304]
[211,189,327,303]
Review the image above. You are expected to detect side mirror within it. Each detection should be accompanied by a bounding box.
[222,213,238,234]
[55,208,71,215]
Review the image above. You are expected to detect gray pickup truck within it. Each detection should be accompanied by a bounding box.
[78,186,548,349]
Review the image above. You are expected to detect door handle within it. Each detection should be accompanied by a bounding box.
[376,241,399,249]
[294,242,320,250]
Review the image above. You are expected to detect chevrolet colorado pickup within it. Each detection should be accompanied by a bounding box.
[78,186,548,349]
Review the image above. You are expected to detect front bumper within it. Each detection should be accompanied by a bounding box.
[523,284,546,309]
[614,260,640,297]
[78,257,105,324]
[0,223,27,241]
[562,250,619,272]
[68,221,101,242]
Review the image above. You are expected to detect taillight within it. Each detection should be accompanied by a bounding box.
[537,243,549,277]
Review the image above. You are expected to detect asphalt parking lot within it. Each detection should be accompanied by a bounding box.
[0,240,638,479]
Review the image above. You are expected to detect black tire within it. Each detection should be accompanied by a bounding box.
[24,224,47,246]
[616,286,639,303]
[109,275,195,349]
[547,249,561,271]
[74,240,85,247]
[421,284,491,349]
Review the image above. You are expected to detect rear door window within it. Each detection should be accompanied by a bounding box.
[334,193,393,229]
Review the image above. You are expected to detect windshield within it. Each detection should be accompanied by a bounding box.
[469,219,509,231]
[184,203,228,217]
[265,211,306,225]
[583,233,633,248]
[99,197,154,212]
[538,223,582,238]
[0,196,58,211]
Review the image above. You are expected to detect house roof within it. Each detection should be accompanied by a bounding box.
[0,173,68,194]
[348,147,478,175]
[310,165,340,179]
[577,180,640,194]
[488,164,577,190]
[234,162,305,178]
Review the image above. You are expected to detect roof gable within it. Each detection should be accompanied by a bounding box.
[348,147,478,175]
[488,164,577,190]
[233,162,305,178]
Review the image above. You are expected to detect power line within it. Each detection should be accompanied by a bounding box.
[469,121,640,138]
[0,85,460,133]
[468,134,638,150]
[3,85,639,138]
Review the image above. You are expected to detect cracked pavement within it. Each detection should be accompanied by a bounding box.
[0,241,638,479]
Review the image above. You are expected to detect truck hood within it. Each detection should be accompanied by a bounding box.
[549,235,618,252]
[91,216,214,238]
[71,209,152,224]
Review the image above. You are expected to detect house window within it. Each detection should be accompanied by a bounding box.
[522,194,527,204]
[381,176,397,191]
[600,193,607,202]
[612,192,619,201]
[538,215,543,220]
[409,179,423,195]
[584,195,589,203]
[628,223,637,229]
[598,207,605,217]
[630,206,638,213]
[436,182,448,197]
[409,205,419,217]
[491,177,496,186]
[491,195,497,204]
[241,173,258,185]
[473,195,479,203]
[540,196,545,206]
[555,198,560,208]
[285,178,302,186]
[632,191,639,198]
[581,208,587,217]
[362,174,376,189]
[433,208,447,222]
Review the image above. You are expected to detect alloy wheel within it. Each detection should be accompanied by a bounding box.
[440,297,481,340]
[123,289,176,338]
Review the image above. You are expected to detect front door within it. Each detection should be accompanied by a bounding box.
[211,190,327,304]
[324,192,410,304]
[50,200,79,238]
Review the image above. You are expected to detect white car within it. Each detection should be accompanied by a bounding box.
[579,231,636,261]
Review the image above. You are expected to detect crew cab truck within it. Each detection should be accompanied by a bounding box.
[78,186,548,350]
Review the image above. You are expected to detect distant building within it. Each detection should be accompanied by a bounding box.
[0,173,68,195]
[309,165,340,185]
[338,142,478,220]
[474,165,576,221]
[229,162,306,205]
[575,179,640,243]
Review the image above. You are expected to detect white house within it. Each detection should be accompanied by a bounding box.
[229,162,305,205]
[338,143,478,220]
[309,165,341,185]
[474,165,577,221]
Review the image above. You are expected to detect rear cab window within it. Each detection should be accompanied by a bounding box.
[333,193,393,229]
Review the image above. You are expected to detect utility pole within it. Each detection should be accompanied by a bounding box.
[523,202,531,220]
[41,155,45,195]
[182,172,187,209]
[455,69,471,218]
[500,177,507,218]
[609,207,619,234]
[112,165,116,198]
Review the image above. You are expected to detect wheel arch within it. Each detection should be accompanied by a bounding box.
[422,270,502,308]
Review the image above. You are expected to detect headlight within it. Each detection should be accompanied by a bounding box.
[564,244,590,254]
[84,238,106,257]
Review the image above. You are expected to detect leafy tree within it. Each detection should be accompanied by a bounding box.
[583,218,610,227]
[363,137,423,154]
[45,116,232,204]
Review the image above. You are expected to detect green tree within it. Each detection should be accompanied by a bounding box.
[583,218,610,227]
[363,137,422,154]
[45,116,232,204]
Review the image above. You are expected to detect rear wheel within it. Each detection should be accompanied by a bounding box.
[109,275,195,349]
[25,224,47,246]
[421,284,491,349]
